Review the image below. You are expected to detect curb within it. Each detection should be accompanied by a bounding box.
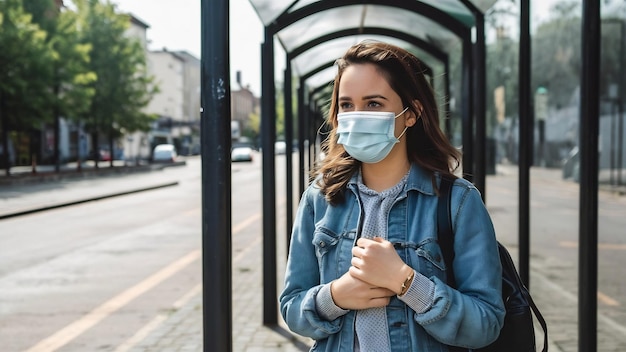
[0,181,179,220]
[0,161,187,187]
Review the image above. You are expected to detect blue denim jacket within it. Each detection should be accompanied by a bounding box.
[279,164,505,351]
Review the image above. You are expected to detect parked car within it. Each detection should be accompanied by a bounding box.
[274,141,286,155]
[98,149,112,162]
[231,146,253,162]
[152,144,177,163]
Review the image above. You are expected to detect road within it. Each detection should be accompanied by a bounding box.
[0,156,265,352]
[486,166,626,351]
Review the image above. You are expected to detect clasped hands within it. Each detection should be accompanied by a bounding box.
[330,237,414,310]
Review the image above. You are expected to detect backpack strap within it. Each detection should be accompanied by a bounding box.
[527,288,549,352]
[437,175,466,352]
[437,175,456,288]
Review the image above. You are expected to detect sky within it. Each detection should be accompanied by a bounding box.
[108,0,576,97]
[111,0,267,96]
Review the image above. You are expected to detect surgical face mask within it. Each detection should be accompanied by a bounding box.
[336,107,409,163]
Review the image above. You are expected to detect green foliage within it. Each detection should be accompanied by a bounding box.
[598,18,625,101]
[532,3,624,107]
[24,0,96,123]
[74,0,158,135]
[532,5,582,109]
[0,0,157,138]
[246,111,260,136]
[275,83,285,139]
[0,0,55,130]
[486,34,519,131]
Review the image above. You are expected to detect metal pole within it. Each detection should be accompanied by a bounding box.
[298,81,306,197]
[518,0,532,286]
[579,0,601,350]
[474,13,487,200]
[461,37,474,183]
[304,101,312,181]
[611,101,617,185]
[618,98,624,186]
[618,21,625,187]
[284,59,294,255]
[261,30,278,326]
[201,0,232,350]
[0,91,10,177]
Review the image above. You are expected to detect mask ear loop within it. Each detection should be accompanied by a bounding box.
[394,107,409,118]
[395,107,410,140]
[397,126,409,140]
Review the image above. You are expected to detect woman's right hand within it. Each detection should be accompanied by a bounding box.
[330,271,395,310]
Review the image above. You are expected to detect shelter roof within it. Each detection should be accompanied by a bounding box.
[248,0,496,89]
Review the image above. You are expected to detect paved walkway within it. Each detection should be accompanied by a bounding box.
[2,162,625,351]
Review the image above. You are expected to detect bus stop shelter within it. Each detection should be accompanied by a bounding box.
[202,0,606,351]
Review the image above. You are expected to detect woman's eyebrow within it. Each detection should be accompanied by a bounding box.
[361,94,388,101]
[338,94,388,101]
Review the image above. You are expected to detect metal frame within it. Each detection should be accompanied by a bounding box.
[201,0,607,350]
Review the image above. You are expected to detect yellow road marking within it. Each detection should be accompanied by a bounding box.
[25,250,201,352]
[233,212,261,234]
[27,205,273,352]
[598,291,621,307]
[558,242,622,307]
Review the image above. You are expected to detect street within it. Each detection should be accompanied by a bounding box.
[0,156,266,351]
[486,166,626,351]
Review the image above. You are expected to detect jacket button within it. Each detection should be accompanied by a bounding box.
[319,241,325,247]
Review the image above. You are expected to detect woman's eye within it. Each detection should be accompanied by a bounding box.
[339,102,352,110]
[367,101,382,108]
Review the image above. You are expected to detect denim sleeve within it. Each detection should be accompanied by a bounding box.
[412,181,506,349]
[279,187,344,340]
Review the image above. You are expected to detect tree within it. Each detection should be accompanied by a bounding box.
[74,0,157,168]
[486,29,519,132]
[0,0,54,175]
[24,0,96,171]
[244,110,260,145]
[275,82,285,140]
[532,2,581,109]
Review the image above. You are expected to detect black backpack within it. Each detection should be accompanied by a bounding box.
[437,176,548,352]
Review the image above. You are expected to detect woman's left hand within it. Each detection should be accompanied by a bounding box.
[350,237,412,294]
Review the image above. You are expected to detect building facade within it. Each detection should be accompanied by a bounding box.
[145,49,185,151]
[231,83,260,146]
[174,50,201,155]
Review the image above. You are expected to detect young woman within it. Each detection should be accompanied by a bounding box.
[279,40,505,351]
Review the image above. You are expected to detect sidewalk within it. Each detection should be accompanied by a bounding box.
[1,163,624,351]
[0,162,182,219]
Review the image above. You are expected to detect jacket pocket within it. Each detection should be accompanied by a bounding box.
[408,238,447,280]
[312,227,356,283]
[312,227,339,257]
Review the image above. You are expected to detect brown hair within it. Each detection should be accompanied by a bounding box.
[316,40,461,205]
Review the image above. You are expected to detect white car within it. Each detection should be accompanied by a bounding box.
[274,141,286,155]
[231,146,254,162]
[152,144,177,163]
